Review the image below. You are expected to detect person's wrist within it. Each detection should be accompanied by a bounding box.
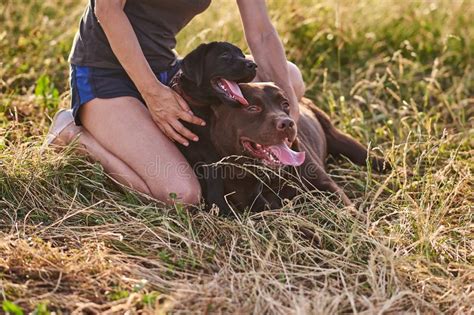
[139,79,167,99]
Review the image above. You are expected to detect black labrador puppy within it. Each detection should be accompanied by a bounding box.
[171,42,257,211]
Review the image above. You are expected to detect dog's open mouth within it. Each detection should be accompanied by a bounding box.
[212,78,249,105]
[241,137,305,167]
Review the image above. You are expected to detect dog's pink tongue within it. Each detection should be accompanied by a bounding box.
[221,79,249,105]
[269,143,305,166]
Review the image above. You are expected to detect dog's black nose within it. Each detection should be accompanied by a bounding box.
[246,61,257,70]
[276,118,295,131]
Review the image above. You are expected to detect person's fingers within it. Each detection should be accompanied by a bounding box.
[157,125,174,143]
[170,120,199,142]
[150,116,172,139]
[163,123,189,146]
[168,89,206,126]
[154,121,173,141]
[178,110,206,126]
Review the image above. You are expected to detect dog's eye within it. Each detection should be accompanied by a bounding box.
[220,52,232,60]
[282,102,290,114]
[245,105,262,113]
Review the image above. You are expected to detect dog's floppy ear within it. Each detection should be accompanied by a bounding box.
[181,43,211,87]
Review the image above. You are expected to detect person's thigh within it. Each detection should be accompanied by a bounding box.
[79,96,201,204]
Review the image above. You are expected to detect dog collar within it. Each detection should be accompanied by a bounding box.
[169,70,207,108]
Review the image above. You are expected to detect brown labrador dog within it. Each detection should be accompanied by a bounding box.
[209,82,389,211]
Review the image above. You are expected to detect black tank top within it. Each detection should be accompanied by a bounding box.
[69,0,211,71]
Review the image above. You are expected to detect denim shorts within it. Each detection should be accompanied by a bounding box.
[69,61,181,126]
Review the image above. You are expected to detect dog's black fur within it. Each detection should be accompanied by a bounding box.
[171,42,257,212]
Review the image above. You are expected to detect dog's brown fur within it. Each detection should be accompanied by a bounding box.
[209,82,389,210]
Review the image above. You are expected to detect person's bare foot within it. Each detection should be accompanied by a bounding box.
[42,109,82,149]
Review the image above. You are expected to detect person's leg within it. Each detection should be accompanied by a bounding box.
[79,130,154,196]
[79,96,201,204]
[286,61,305,100]
[247,55,306,100]
[51,111,152,196]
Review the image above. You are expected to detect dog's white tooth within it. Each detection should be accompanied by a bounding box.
[270,152,278,162]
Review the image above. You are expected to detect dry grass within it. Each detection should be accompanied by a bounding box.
[1,0,473,313]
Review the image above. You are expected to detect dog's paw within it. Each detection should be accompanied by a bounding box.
[371,157,392,173]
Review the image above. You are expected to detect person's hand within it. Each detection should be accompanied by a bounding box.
[143,84,205,146]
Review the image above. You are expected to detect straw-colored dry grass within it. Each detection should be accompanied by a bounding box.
[1,0,473,313]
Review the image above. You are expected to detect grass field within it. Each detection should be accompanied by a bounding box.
[1,0,473,313]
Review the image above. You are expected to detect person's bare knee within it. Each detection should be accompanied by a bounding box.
[246,54,305,100]
[288,61,305,100]
[147,178,201,205]
[143,161,201,205]
[178,179,202,205]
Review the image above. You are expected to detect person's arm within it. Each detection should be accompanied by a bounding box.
[236,0,300,121]
[94,0,204,146]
